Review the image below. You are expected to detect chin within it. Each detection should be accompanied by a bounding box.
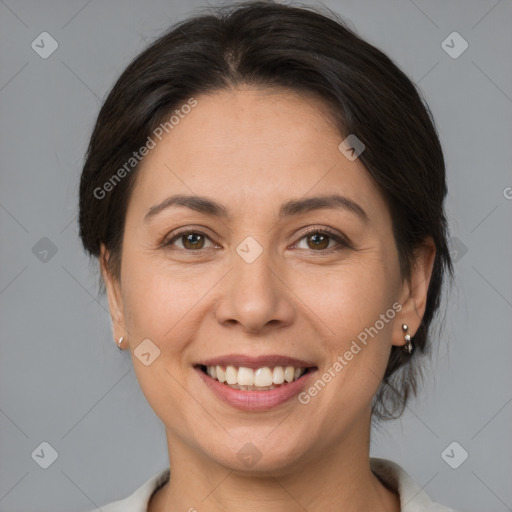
[194,429,314,476]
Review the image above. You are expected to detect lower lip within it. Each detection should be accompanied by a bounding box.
[195,367,317,412]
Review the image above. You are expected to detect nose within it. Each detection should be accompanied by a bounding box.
[214,250,296,334]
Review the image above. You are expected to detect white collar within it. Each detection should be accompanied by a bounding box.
[370,458,456,511]
[97,458,457,511]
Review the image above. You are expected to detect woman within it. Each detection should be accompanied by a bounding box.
[79,1,456,510]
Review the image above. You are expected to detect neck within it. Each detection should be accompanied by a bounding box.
[149,417,400,512]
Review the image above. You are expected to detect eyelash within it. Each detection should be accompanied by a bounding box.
[163,226,350,254]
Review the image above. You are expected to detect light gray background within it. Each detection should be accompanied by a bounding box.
[1,0,511,511]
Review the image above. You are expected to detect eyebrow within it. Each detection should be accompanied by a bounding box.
[144,193,368,223]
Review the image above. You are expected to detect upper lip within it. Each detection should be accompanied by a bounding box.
[196,354,317,369]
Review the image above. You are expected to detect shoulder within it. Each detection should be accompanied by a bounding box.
[370,457,459,512]
[88,467,170,512]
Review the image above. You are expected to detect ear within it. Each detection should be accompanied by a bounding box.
[393,237,436,347]
[100,244,127,346]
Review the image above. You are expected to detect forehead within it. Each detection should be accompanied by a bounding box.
[128,87,387,222]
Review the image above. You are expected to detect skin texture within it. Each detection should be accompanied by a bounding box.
[100,87,435,512]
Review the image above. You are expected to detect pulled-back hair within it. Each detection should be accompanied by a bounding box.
[78,1,453,421]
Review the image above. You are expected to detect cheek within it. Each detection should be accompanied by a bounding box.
[298,255,399,404]
[119,257,202,433]
[119,251,204,342]
[296,256,398,338]
[121,239,400,349]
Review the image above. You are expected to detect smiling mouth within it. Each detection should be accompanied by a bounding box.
[197,364,314,391]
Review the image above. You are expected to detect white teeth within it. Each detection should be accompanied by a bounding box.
[204,364,307,389]
[237,367,254,386]
[284,366,295,383]
[216,366,226,383]
[254,367,273,387]
[273,366,285,384]
[225,365,238,385]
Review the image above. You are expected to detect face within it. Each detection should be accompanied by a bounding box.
[102,87,434,474]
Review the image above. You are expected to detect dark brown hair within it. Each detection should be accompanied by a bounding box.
[78,0,454,421]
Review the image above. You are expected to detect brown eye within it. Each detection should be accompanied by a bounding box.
[165,230,216,250]
[305,232,331,250]
[294,228,349,252]
[181,233,205,250]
